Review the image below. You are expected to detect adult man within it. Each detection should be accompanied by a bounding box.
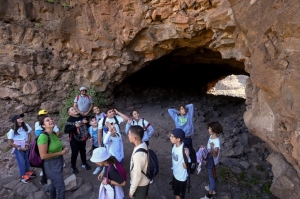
[65,107,91,174]
[74,86,94,117]
[128,125,150,199]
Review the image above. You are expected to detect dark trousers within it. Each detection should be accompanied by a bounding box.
[70,139,87,168]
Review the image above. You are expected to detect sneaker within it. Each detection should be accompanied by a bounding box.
[149,179,153,184]
[71,167,79,174]
[93,167,101,175]
[204,185,216,194]
[82,164,91,170]
[21,175,31,183]
[25,171,36,179]
[63,162,66,168]
[40,177,47,185]
[40,171,43,177]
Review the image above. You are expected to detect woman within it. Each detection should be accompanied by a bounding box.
[7,113,36,183]
[125,109,154,146]
[90,147,126,199]
[38,115,69,199]
[200,121,222,199]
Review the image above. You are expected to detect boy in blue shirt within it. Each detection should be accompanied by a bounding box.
[88,117,102,174]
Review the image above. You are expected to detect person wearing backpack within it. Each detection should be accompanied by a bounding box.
[35,109,65,185]
[65,106,91,174]
[38,115,69,199]
[88,117,102,175]
[125,110,154,147]
[92,106,106,122]
[97,107,129,153]
[128,125,150,199]
[90,147,126,199]
[73,86,94,119]
[169,128,189,199]
[168,104,194,149]
[200,121,222,199]
[7,113,36,183]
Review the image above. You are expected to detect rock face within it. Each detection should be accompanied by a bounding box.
[0,0,300,198]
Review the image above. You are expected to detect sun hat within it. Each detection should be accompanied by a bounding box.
[80,86,87,91]
[90,147,111,163]
[38,110,48,115]
[10,113,25,123]
[171,128,185,140]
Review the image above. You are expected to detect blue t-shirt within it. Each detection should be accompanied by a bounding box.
[88,126,98,147]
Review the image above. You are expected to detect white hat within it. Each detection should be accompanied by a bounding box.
[80,86,87,91]
[90,147,111,163]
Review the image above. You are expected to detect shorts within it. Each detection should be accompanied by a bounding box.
[172,175,187,198]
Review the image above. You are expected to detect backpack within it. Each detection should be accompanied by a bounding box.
[134,147,159,180]
[76,95,91,101]
[132,118,151,131]
[74,123,90,142]
[29,132,50,168]
[183,144,197,193]
[106,161,127,183]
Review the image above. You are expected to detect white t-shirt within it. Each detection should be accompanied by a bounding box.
[98,115,124,134]
[103,131,124,162]
[207,136,221,165]
[172,143,188,182]
[7,124,32,141]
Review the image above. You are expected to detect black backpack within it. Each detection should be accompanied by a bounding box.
[73,123,90,142]
[183,144,197,193]
[134,147,159,180]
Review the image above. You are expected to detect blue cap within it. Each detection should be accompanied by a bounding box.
[172,128,185,139]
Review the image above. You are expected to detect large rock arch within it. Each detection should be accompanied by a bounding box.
[0,0,299,198]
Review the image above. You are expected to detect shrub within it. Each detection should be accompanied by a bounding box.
[58,86,110,132]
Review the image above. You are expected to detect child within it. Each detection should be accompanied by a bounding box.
[90,147,125,199]
[168,104,194,148]
[170,128,189,199]
[93,106,106,122]
[88,117,102,174]
[125,109,154,146]
[200,121,222,199]
[103,122,124,165]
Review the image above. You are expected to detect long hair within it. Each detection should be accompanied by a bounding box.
[13,120,28,135]
[207,121,223,134]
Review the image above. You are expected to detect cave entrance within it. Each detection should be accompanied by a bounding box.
[115,47,248,101]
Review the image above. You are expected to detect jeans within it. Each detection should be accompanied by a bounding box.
[207,167,216,191]
[44,156,65,199]
[14,149,30,176]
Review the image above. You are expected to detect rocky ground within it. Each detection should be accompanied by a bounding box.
[0,93,278,199]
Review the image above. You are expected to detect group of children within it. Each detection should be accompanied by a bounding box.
[7,101,222,199]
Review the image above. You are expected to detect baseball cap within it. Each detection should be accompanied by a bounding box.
[171,128,185,140]
[80,86,87,91]
[90,147,111,163]
[10,113,25,123]
[38,110,48,115]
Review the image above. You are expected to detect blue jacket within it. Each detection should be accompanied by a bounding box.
[168,104,194,136]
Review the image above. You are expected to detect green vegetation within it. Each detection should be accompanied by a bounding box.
[262,182,271,194]
[256,165,265,172]
[249,174,259,185]
[35,23,43,28]
[58,86,110,132]
[47,0,55,3]
[217,166,237,184]
[62,3,70,8]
